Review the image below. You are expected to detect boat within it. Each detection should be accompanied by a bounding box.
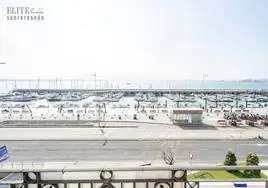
[106,98,120,102]
[28,93,45,100]
[47,95,62,102]
[218,97,233,103]
[35,104,49,108]
[0,95,37,102]
[80,93,92,99]
[165,94,176,100]
[65,96,82,101]
[244,97,257,102]
[134,96,145,102]
[144,96,158,103]
[105,94,120,102]
[115,93,124,99]
[93,96,107,102]
[173,96,196,103]
[134,93,145,102]
[0,93,13,98]
[62,103,80,108]
[256,97,268,102]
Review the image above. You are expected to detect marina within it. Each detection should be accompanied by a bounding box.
[0,87,268,128]
[2,2,268,188]
[1,79,268,127]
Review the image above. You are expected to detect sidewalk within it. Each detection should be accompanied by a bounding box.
[0,160,196,170]
[0,124,268,140]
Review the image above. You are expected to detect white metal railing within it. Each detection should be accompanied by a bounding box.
[0,161,44,169]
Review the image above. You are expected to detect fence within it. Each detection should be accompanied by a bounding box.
[1,165,268,188]
[0,162,44,169]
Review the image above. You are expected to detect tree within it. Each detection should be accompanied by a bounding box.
[246,152,259,165]
[161,147,175,165]
[229,113,237,126]
[161,142,176,165]
[224,149,237,166]
[244,152,260,177]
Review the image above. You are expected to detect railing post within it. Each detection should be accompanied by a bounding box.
[266,181,268,188]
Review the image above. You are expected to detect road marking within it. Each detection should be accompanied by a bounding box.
[257,154,268,157]
[240,143,268,146]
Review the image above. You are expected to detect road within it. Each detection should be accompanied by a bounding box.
[1,140,268,163]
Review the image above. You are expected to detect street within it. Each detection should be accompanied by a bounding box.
[1,140,268,163]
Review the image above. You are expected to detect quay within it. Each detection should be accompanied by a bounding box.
[12,88,268,94]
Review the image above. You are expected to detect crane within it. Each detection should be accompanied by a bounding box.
[86,73,97,89]
[93,72,97,89]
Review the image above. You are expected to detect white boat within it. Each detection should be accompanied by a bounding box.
[134,96,145,102]
[218,97,233,102]
[244,97,257,102]
[114,93,124,99]
[106,98,120,102]
[0,93,13,98]
[165,94,176,100]
[256,97,268,102]
[134,92,144,101]
[144,96,158,103]
[173,96,196,103]
[105,94,120,102]
[80,93,92,99]
[0,95,37,102]
[35,104,49,108]
[93,96,107,102]
[60,103,80,108]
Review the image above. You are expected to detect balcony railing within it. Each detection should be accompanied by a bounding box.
[0,165,268,188]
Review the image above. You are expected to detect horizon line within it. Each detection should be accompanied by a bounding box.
[0,77,267,82]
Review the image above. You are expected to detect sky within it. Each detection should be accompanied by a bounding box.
[0,0,268,80]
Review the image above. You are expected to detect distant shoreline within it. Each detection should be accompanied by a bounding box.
[214,79,267,83]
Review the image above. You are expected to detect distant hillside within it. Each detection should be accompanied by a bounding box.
[239,79,267,83]
[214,79,268,83]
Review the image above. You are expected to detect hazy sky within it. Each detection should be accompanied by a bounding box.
[0,0,268,80]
